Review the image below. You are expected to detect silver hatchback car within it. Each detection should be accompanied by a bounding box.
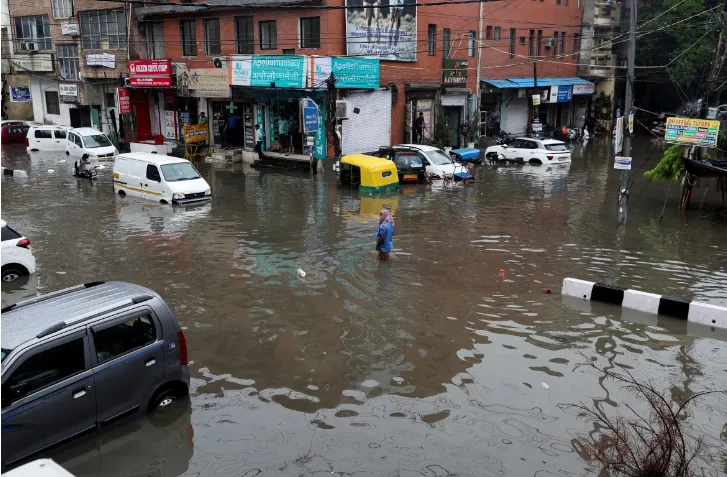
[1,281,190,468]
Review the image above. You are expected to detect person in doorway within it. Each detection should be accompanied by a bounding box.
[199,112,208,124]
[414,112,425,144]
[376,209,395,261]
[227,113,239,148]
[278,116,289,152]
[254,124,263,157]
[489,108,500,135]
[460,120,471,148]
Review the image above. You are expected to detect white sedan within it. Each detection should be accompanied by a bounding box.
[1,219,36,282]
[484,137,571,165]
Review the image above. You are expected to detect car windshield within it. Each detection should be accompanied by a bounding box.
[161,162,202,182]
[544,143,569,152]
[83,134,112,148]
[2,348,10,362]
[396,154,423,168]
[425,150,453,165]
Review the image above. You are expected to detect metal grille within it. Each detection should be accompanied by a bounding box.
[57,44,79,81]
[80,10,127,50]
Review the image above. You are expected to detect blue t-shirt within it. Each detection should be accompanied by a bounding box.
[228,115,238,128]
[376,222,394,253]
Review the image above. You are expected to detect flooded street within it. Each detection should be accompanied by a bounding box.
[2,138,726,476]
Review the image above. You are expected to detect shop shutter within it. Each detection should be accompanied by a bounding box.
[341,89,392,155]
[502,96,528,135]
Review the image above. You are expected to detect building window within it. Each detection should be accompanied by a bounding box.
[442,28,450,57]
[537,30,542,56]
[468,31,476,57]
[509,28,516,58]
[105,92,115,108]
[80,10,126,50]
[528,29,535,57]
[494,27,501,41]
[573,33,579,58]
[235,16,254,54]
[14,16,51,51]
[300,17,320,49]
[560,31,566,56]
[485,25,492,40]
[57,44,79,81]
[52,0,73,20]
[147,22,165,59]
[204,19,221,55]
[180,20,197,56]
[259,20,277,50]
[553,31,558,56]
[427,24,436,56]
[45,91,60,115]
[520,36,526,45]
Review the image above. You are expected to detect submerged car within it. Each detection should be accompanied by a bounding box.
[484,137,572,164]
[391,144,470,181]
[367,147,427,184]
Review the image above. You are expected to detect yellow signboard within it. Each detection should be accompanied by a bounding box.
[182,123,209,144]
[665,117,720,147]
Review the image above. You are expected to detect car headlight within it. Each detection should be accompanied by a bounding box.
[204,189,211,196]
[172,193,185,200]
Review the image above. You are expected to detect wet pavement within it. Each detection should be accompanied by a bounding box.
[2,138,726,476]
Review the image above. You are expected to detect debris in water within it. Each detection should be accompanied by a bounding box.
[58,160,66,164]
[297,268,307,278]
[393,377,404,384]
[541,382,550,389]
[361,379,380,388]
[47,169,55,173]
[546,289,552,294]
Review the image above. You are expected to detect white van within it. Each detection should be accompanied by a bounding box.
[66,127,117,159]
[113,153,211,205]
[26,125,71,151]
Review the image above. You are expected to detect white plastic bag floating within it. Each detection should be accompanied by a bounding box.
[297,269,307,278]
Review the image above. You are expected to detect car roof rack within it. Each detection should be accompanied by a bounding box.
[35,295,153,339]
[1,281,106,314]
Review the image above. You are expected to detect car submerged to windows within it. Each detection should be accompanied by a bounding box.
[484,137,572,164]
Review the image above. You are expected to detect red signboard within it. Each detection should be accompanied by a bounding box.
[128,59,172,87]
[117,87,131,114]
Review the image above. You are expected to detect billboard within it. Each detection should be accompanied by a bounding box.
[230,55,307,88]
[310,57,379,88]
[128,59,172,87]
[345,0,417,62]
[665,117,720,147]
[442,58,468,85]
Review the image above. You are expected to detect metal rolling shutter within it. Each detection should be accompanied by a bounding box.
[502,97,528,135]
[341,89,392,155]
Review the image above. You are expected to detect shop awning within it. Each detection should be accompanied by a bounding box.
[481,77,594,89]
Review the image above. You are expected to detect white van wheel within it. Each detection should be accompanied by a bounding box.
[117,190,126,196]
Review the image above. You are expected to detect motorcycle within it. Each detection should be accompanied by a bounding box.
[74,158,99,180]
[494,131,511,145]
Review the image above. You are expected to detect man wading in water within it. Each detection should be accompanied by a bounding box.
[376,209,395,260]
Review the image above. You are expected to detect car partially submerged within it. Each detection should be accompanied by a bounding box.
[484,137,571,165]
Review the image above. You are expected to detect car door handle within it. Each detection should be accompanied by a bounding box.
[145,358,156,367]
[144,183,148,187]
[72,386,87,399]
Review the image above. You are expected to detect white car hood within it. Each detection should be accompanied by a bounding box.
[88,146,116,156]
[427,163,457,177]
[165,177,210,194]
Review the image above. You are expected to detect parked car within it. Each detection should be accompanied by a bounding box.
[66,128,117,160]
[25,125,70,152]
[1,281,190,469]
[1,220,36,283]
[392,144,460,180]
[484,137,572,164]
[113,153,212,205]
[367,147,427,184]
[1,124,30,144]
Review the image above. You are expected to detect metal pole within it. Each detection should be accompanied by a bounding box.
[619,0,637,226]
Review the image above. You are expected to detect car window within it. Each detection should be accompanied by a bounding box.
[1,225,22,241]
[34,129,52,139]
[395,153,423,168]
[84,134,111,148]
[54,129,67,139]
[544,143,569,152]
[520,140,537,149]
[92,315,157,364]
[146,165,162,182]
[424,150,453,165]
[3,338,86,404]
[74,134,83,147]
[507,139,523,148]
[160,162,201,182]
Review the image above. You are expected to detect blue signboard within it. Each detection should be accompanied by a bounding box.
[556,85,573,103]
[311,57,380,89]
[302,98,320,133]
[10,86,31,102]
[230,55,307,88]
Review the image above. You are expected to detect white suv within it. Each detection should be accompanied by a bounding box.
[484,137,572,164]
[1,220,36,282]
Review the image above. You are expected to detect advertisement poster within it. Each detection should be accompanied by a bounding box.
[183,123,209,143]
[177,68,230,98]
[345,0,417,61]
[9,86,31,102]
[244,104,254,149]
[230,55,306,88]
[310,57,379,89]
[442,58,468,85]
[129,59,172,87]
[314,102,326,160]
[615,117,624,153]
[665,117,719,147]
[59,84,78,102]
[614,156,632,170]
[117,87,131,114]
[164,110,177,140]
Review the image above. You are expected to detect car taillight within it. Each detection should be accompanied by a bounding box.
[547,155,553,161]
[16,238,30,249]
[177,330,188,365]
[25,137,29,147]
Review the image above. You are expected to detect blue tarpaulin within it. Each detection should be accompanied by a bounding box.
[481,77,593,89]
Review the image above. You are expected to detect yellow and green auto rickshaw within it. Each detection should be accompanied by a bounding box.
[339,154,399,194]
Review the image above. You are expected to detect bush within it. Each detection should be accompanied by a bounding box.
[644,145,686,183]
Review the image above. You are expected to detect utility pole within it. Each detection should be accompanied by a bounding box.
[325,73,341,159]
[618,0,637,227]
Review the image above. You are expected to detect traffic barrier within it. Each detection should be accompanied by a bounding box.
[561,278,727,329]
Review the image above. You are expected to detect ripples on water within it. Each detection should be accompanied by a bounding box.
[1,140,726,476]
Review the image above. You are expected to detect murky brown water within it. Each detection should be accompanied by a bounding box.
[2,138,726,477]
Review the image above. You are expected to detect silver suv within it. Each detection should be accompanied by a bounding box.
[1,281,190,468]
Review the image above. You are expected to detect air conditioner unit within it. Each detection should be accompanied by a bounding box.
[20,42,39,52]
[545,38,557,48]
[336,100,350,120]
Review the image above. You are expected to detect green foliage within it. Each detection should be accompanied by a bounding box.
[718,130,727,152]
[593,92,612,121]
[644,145,686,182]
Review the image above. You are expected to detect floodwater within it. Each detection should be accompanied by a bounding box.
[2,138,726,477]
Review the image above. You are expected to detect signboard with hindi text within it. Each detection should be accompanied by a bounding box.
[182,123,209,144]
[129,59,172,87]
[310,57,379,89]
[230,55,306,88]
[665,117,720,147]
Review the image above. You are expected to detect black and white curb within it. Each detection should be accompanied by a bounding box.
[1,167,28,178]
[562,278,727,329]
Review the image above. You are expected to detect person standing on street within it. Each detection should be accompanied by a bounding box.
[460,120,471,148]
[376,209,395,261]
[254,124,263,157]
[414,112,425,144]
